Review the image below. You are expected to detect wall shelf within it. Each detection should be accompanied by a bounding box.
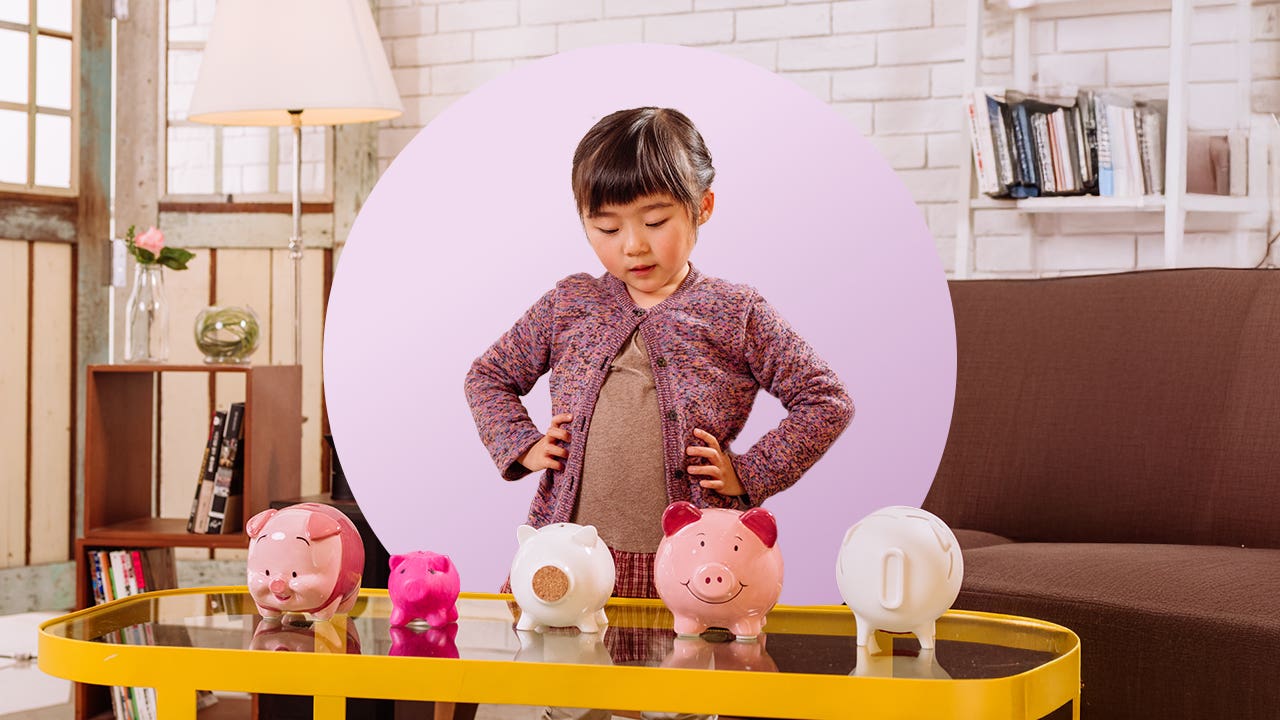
[955,0,1270,277]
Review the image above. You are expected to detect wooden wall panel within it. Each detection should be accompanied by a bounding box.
[272,248,325,497]
[158,252,212,526]
[213,249,273,561]
[28,243,73,564]
[0,240,30,568]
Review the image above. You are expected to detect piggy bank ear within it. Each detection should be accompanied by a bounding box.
[572,525,599,548]
[389,554,406,573]
[662,501,702,537]
[517,525,538,545]
[246,509,277,537]
[429,553,453,573]
[306,511,343,540]
[740,507,778,548]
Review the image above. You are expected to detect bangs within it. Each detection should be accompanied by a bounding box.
[572,108,714,219]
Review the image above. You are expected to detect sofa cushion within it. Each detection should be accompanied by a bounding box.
[926,269,1280,548]
[954,541,1280,720]
[953,528,1015,550]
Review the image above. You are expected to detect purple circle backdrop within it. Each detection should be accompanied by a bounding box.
[324,44,955,605]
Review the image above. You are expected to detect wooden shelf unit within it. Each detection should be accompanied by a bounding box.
[75,363,302,720]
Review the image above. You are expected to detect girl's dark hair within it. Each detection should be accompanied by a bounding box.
[572,107,715,220]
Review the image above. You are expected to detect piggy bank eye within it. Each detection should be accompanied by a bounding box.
[734,545,739,551]
[265,570,270,576]
[699,540,705,547]
[429,569,437,575]
[399,568,406,574]
[292,572,297,578]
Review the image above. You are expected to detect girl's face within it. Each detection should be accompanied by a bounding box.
[583,191,714,308]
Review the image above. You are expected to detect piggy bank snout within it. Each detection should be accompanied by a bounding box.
[689,562,738,602]
[531,564,572,603]
[269,577,288,594]
[399,578,428,600]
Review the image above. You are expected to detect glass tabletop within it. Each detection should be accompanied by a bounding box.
[45,589,1076,681]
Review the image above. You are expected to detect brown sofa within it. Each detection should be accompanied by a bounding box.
[923,268,1280,720]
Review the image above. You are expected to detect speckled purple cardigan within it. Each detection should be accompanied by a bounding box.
[464,264,854,528]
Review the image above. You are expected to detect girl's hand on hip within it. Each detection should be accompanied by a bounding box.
[686,428,744,496]
[519,413,573,472]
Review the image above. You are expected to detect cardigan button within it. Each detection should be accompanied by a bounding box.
[656,357,667,368]
[674,469,685,479]
[666,409,677,422]
[633,309,644,317]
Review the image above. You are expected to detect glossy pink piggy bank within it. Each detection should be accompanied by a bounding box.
[246,503,365,621]
[653,502,783,640]
[388,551,460,627]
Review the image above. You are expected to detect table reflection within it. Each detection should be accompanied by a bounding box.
[851,635,952,679]
[249,615,362,655]
[390,623,460,659]
[662,633,778,673]
[515,628,613,665]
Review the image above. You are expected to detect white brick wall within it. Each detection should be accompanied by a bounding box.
[376,0,1280,276]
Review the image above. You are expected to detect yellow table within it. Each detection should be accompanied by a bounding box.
[40,587,1079,720]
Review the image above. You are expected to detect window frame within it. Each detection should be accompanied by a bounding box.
[0,0,80,198]
[161,5,335,209]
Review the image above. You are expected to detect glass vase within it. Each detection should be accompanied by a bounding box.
[194,305,261,364]
[124,263,169,363]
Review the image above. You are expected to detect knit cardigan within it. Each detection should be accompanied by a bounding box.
[464,264,854,528]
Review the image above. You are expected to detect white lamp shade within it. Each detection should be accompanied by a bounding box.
[188,0,403,126]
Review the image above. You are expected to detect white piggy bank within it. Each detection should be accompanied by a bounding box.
[835,506,963,649]
[510,523,615,633]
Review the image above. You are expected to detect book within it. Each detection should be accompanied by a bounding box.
[965,93,1000,195]
[191,410,227,534]
[980,91,1012,196]
[1006,93,1041,198]
[205,402,246,535]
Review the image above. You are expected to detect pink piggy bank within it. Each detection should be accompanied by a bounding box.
[388,551,460,627]
[246,503,365,621]
[654,501,783,640]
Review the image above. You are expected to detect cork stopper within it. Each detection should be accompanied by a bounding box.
[532,565,569,603]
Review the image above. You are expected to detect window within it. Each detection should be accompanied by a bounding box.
[0,0,75,194]
[165,0,330,201]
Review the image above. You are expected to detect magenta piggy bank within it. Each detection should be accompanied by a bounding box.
[246,503,365,621]
[653,501,783,640]
[388,551,460,627]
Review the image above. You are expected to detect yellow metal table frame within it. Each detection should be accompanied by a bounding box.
[40,587,1080,720]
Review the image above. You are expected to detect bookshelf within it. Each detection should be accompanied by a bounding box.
[955,0,1270,277]
[76,363,301,720]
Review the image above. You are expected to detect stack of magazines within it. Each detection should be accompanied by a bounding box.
[966,87,1167,199]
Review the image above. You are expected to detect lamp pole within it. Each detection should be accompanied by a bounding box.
[289,109,303,364]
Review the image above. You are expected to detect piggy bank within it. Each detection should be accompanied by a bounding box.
[835,505,963,649]
[653,501,783,640]
[510,523,615,633]
[245,503,365,621]
[388,551,460,627]
[389,623,460,659]
[513,627,614,666]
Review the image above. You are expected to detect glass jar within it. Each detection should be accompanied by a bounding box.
[124,263,169,363]
[194,305,261,364]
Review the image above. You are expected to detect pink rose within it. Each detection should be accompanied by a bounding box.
[134,226,165,255]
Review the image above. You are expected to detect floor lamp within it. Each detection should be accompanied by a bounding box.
[187,0,402,363]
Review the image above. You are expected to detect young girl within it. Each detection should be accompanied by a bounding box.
[465,106,853,601]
